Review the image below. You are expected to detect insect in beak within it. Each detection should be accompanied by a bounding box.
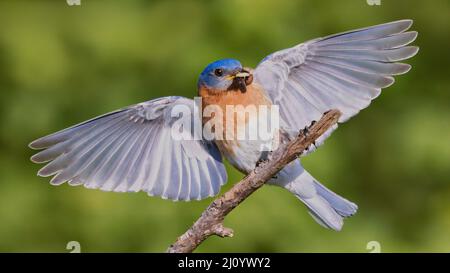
[227,69,253,93]
[235,71,250,78]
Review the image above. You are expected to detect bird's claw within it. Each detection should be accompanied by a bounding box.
[256,158,267,168]
[300,120,316,138]
[301,126,309,137]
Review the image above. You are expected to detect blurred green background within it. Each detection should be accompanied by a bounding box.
[0,0,449,252]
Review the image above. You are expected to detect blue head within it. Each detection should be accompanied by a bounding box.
[198,59,252,93]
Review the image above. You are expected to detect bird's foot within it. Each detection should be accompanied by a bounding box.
[301,126,309,138]
[256,158,267,168]
[301,120,318,137]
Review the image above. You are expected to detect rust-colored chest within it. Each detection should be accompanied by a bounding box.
[199,83,272,135]
[198,83,273,160]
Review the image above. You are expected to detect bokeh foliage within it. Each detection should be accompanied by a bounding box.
[0,0,449,252]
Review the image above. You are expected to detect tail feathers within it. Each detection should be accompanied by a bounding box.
[301,195,344,231]
[313,180,358,218]
[289,171,358,231]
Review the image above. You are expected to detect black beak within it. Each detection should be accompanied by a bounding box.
[227,69,253,93]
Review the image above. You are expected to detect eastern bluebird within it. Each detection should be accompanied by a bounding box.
[29,20,418,231]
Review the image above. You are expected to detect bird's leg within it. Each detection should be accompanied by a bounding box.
[256,151,269,167]
[255,148,278,178]
[255,157,277,179]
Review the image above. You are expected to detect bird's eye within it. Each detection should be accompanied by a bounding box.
[214,68,223,77]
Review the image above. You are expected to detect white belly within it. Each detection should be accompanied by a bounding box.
[216,110,281,174]
[222,139,269,173]
[219,130,303,188]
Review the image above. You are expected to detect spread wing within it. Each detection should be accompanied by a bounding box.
[254,19,418,149]
[29,96,227,201]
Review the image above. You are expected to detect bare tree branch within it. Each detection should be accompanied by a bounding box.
[167,109,341,253]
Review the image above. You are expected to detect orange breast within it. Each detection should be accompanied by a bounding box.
[200,83,272,132]
[199,83,273,156]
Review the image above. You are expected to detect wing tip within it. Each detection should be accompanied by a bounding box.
[389,19,413,32]
[407,30,419,43]
[399,18,413,27]
[383,76,396,88]
[38,166,54,178]
[30,154,42,163]
[30,150,54,163]
[409,46,420,58]
[398,46,420,61]
[395,63,412,75]
[29,139,44,150]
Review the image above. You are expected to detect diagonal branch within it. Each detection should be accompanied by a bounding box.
[167,109,341,253]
